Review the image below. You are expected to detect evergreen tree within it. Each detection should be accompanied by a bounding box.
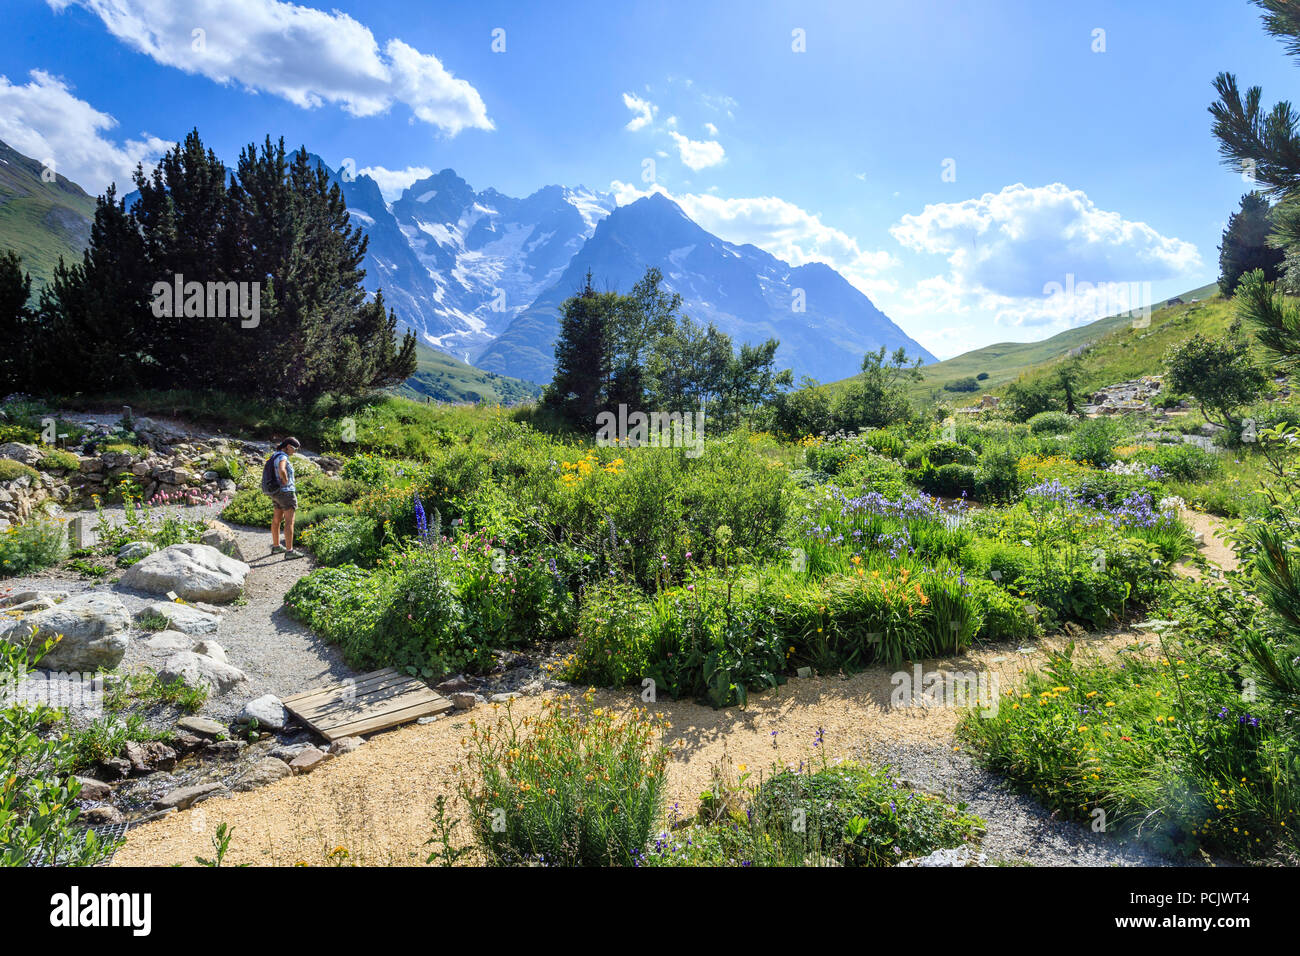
[543,273,614,429]
[36,185,150,392]
[1219,192,1285,295]
[131,130,234,388]
[0,250,33,392]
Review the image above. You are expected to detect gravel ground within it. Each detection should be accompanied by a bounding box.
[3,502,354,721]
[110,629,1188,867]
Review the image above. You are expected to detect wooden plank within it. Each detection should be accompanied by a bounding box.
[281,668,405,706]
[324,697,454,739]
[282,667,454,742]
[303,684,442,727]
[285,674,418,720]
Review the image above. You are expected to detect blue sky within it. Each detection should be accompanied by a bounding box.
[1,0,1294,359]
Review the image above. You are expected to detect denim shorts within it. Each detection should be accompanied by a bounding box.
[270,489,298,511]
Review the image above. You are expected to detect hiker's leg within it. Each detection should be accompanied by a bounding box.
[271,506,283,547]
[283,509,296,550]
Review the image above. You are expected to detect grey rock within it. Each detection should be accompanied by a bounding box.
[268,743,312,763]
[0,589,68,608]
[199,526,245,562]
[203,739,246,760]
[74,776,113,801]
[489,692,521,704]
[238,694,287,731]
[80,805,126,825]
[452,692,476,711]
[896,846,989,867]
[118,543,249,603]
[158,650,247,695]
[0,442,42,466]
[436,674,472,694]
[124,740,178,774]
[0,592,131,671]
[175,715,226,739]
[328,736,364,755]
[98,757,131,780]
[231,757,292,792]
[190,639,227,663]
[142,629,193,653]
[117,541,158,562]
[289,747,331,774]
[153,782,225,812]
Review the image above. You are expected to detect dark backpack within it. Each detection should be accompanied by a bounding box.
[261,454,281,493]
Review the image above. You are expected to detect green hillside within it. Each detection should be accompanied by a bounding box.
[0,139,95,293]
[827,282,1224,406]
[395,340,543,405]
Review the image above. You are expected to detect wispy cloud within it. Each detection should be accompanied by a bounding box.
[622,91,657,131]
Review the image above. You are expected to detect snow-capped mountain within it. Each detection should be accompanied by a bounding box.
[474,192,934,384]
[339,167,614,357]
[314,158,930,384]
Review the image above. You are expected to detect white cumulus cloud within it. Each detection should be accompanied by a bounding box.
[48,0,493,134]
[0,69,171,193]
[890,182,1200,331]
[358,164,433,201]
[667,131,725,171]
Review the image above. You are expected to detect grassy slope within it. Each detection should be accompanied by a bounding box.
[393,341,543,406]
[828,282,1227,406]
[0,140,96,292]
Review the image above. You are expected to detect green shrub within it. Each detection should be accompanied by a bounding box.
[1068,418,1125,467]
[960,641,1299,861]
[459,694,670,866]
[837,454,911,498]
[1027,411,1074,435]
[301,513,381,567]
[905,440,977,469]
[918,462,976,497]
[1,641,118,866]
[36,449,79,472]
[0,460,39,482]
[1136,443,1222,483]
[646,759,984,866]
[974,444,1022,503]
[0,519,67,577]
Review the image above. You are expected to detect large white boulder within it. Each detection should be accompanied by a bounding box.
[119,543,249,603]
[157,650,247,695]
[0,592,131,671]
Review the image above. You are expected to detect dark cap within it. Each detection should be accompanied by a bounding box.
[277,437,301,450]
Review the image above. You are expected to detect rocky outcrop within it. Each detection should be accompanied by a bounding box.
[1081,375,1165,416]
[119,543,249,603]
[0,592,131,671]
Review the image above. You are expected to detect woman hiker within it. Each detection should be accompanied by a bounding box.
[262,437,304,558]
